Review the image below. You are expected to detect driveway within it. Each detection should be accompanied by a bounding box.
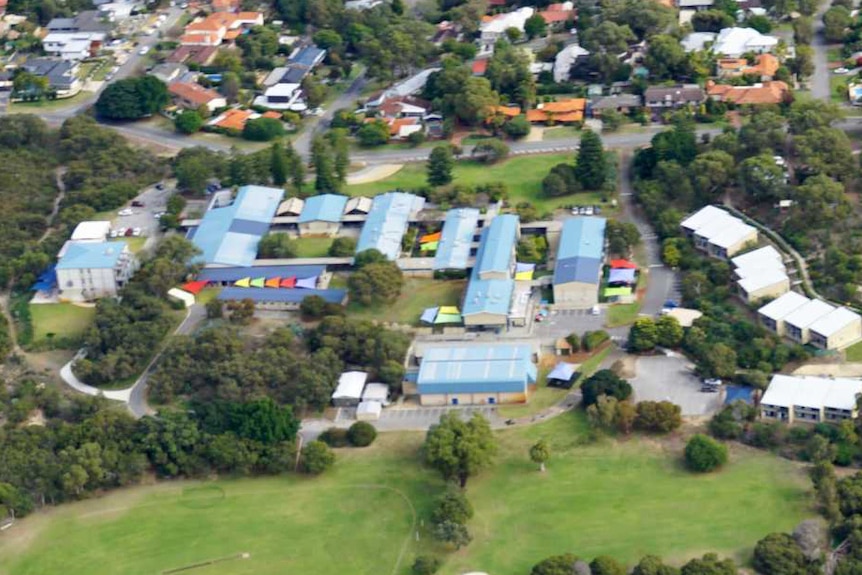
[629,354,722,416]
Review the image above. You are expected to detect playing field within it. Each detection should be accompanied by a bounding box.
[28,303,95,342]
[0,414,812,575]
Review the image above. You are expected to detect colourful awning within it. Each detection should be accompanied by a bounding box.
[603,286,633,297]
[420,241,439,252]
[250,277,265,288]
[181,280,209,294]
[515,270,534,281]
[434,313,462,324]
[234,277,251,287]
[420,231,442,243]
[439,306,460,315]
[610,259,637,269]
[608,268,636,284]
[296,276,317,289]
[280,276,296,288]
[420,307,438,324]
[265,277,281,288]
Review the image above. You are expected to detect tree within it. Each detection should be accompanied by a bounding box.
[424,412,497,487]
[431,484,474,525]
[543,173,568,197]
[357,121,390,147]
[684,434,728,472]
[529,439,550,472]
[793,520,826,562]
[532,554,582,575]
[472,139,510,164]
[433,519,472,548]
[790,45,815,80]
[270,142,289,185]
[524,13,547,39]
[95,76,169,120]
[788,99,843,134]
[242,118,284,141]
[454,77,499,125]
[700,343,737,379]
[606,220,641,256]
[795,127,856,182]
[427,144,455,186]
[739,155,787,203]
[793,17,814,45]
[753,533,810,575]
[300,440,335,474]
[328,237,356,256]
[655,315,683,348]
[581,370,633,407]
[628,317,658,352]
[354,248,389,268]
[691,9,734,32]
[258,233,296,258]
[574,130,606,190]
[635,401,682,433]
[690,150,735,203]
[587,394,619,430]
[823,6,851,43]
[746,14,772,33]
[327,129,350,184]
[644,35,689,80]
[591,556,626,575]
[174,110,203,134]
[312,136,339,193]
[503,115,531,139]
[220,71,240,103]
[347,421,377,447]
[412,555,442,575]
[681,554,736,575]
[347,261,404,306]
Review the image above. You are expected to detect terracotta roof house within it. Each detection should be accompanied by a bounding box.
[180,11,263,46]
[169,81,227,112]
[717,53,779,79]
[539,1,575,26]
[211,0,239,11]
[210,108,256,131]
[166,45,218,65]
[706,80,790,105]
[472,58,489,76]
[526,98,586,123]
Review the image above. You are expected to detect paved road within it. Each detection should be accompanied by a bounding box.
[810,0,832,101]
[293,69,367,158]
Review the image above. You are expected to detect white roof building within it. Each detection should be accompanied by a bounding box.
[554,44,590,83]
[809,306,862,340]
[361,383,390,406]
[356,400,382,420]
[758,291,810,323]
[761,374,862,423]
[711,27,779,57]
[784,299,835,331]
[253,83,303,110]
[480,7,535,50]
[731,246,783,274]
[71,220,111,241]
[332,371,368,403]
[681,32,716,53]
[709,220,757,250]
[737,270,788,295]
[680,205,732,235]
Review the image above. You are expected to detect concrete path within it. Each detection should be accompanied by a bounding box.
[346,163,404,185]
[60,351,132,402]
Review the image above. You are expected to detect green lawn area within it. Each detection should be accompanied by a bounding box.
[345,154,615,213]
[292,237,335,258]
[196,287,222,306]
[606,302,642,328]
[846,340,862,362]
[0,413,813,575]
[112,237,146,254]
[8,91,93,112]
[831,75,850,103]
[347,277,466,325]
[28,303,95,342]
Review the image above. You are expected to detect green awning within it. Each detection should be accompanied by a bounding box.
[250,277,265,288]
[603,286,633,297]
[434,313,462,324]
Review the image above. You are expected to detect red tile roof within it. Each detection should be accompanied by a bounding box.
[168,81,223,106]
[472,58,489,75]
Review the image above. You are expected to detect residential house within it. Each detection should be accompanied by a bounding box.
[47,11,111,33]
[169,81,227,112]
[643,85,705,111]
[526,98,587,123]
[553,43,589,83]
[22,57,81,92]
[539,1,575,30]
[850,83,862,106]
[150,62,189,84]
[590,94,641,117]
[472,58,489,76]
[716,53,779,80]
[757,291,810,336]
[680,206,757,259]
[42,32,105,60]
[681,31,716,52]
[710,26,779,57]
[180,11,264,46]
[732,245,789,303]
[167,45,218,66]
[56,240,137,301]
[678,0,714,25]
[706,80,790,105]
[209,108,274,132]
[808,307,862,350]
[364,68,440,108]
[479,7,534,52]
[253,82,304,111]
[212,0,240,11]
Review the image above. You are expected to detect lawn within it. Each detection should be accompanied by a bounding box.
[347,278,466,325]
[292,237,335,258]
[0,413,813,575]
[28,303,95,342]
[112,237,146,254]
[846,340,862,362]
[606,302,642,328]
[345,154,613,213]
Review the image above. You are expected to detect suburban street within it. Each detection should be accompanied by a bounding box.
[810,0,833,100]
[293,69,368,158]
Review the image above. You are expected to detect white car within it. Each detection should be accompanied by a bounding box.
[132,227,142,237]
[834,67,850,75]
[109,229,119,238]
[118,208,133,216]
[584,206,594,216]
[138,46,150,56]
[590,305,600,316]
[117,227,128,237]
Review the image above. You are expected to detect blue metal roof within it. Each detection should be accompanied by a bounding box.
[462,276,514,316]
[198,265,325,282]
[553,256,603,285]
[476,214,518,277]
[416,344,537,395]
[56,241,127,270]
[356,192,425,260]
[218,286,346,304]
[192,185,284,267]
[289,46,326,68]
[557,217,606,261]
[299,194,348,224]
[433,208,480,270]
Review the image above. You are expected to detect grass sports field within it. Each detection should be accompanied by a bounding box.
[28,303,95,342]
[0,413,812,575]
[347,277,466,325]
[345,154,614,214]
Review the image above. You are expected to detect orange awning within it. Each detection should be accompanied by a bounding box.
[420,231,442,243]
[265,277,281,288]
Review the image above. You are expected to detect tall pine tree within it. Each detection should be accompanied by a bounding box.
[574,129,606,190]
[327,129,350,184]
[427,144,454,186]
[270,142,289,186]
[285,141,305,192]
[312,135,339,193]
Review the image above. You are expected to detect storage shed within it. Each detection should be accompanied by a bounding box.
[332,371,368,407]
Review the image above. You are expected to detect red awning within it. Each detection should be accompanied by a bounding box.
[280,276,296,288]
[181,280,209,294]
[609,259,638,270]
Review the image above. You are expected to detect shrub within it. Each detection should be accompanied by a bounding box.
[582,330,610,351]
[300,440,336,474]
[412,555,442,575]
[319,427,350,447]
[347,421,377,447]
[635,401,682,433]
[242,117,285,141]
[581,369,632,407]
[685,434,728,472]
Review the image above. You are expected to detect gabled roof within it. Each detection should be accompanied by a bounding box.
[784,299,835,330]
[168,81,223,105]
[476,214,519,276]
[554,256,602,285]
[417,343,537,394]
[707,80,790,105]
[434,208,480,270]
[758,291,810,322]
[333,371,367,400]
[57,241,127,270]
[299,194,348,224]
[809,306,861,338]
[356,192,425,260]
[557,216,606,260]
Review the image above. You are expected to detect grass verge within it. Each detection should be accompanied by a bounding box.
[605,302,642,328]
[347,278,465,325]
[292,237,334,258]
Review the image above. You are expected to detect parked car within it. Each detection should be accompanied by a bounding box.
[594,206,602,214]
[117,227,128,236]
[138,46,150,56]
[131,200,145,207]
[124,228,134,237]
[132,227,142,237]
[834,67,850,75]
[584,206,594,216]
[118,208,133,216]
[590,305,600,316]
[109,229,119,238]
